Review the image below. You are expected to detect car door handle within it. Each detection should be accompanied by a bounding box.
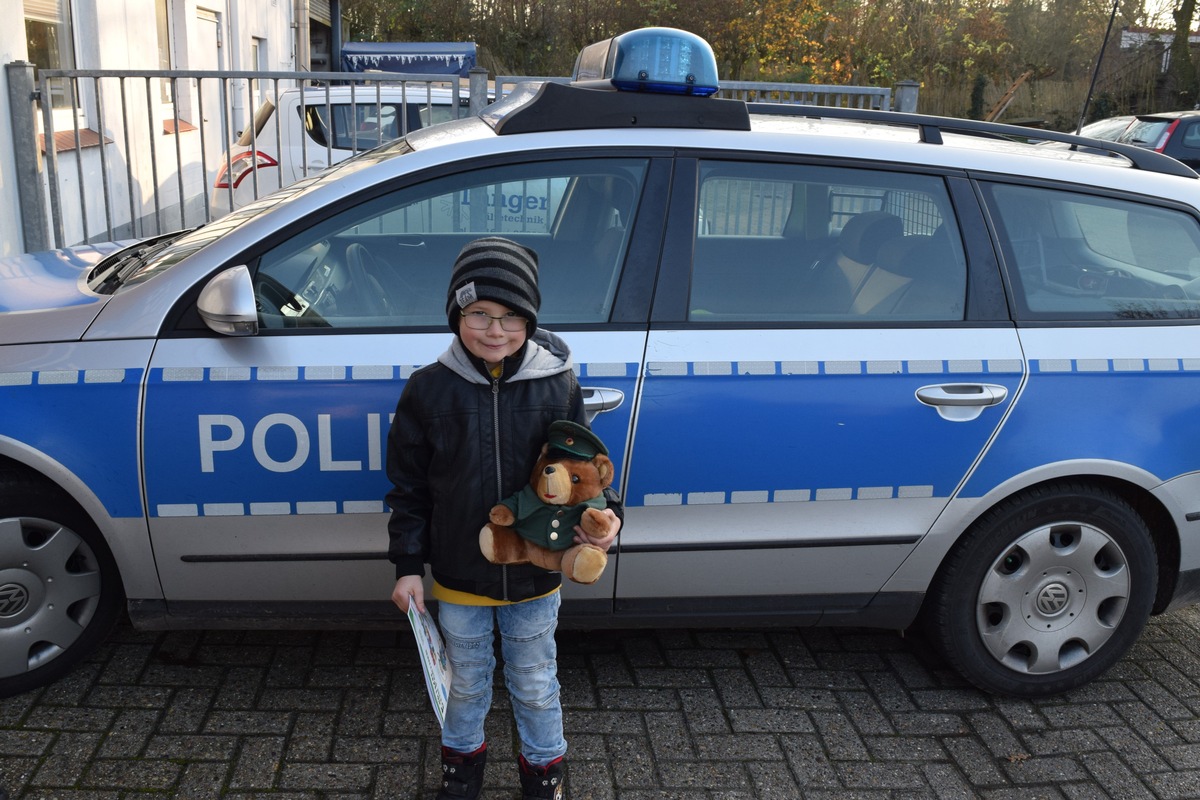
[581,387,625,423]
[915,383,1008,422]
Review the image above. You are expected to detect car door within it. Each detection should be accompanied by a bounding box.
[141,155,664,617]
[613,157,1025,622]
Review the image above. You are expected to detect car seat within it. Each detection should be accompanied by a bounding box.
[799,210,903,313]
[863,233,965,318]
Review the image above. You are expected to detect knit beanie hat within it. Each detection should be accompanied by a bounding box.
[446,237,541,335]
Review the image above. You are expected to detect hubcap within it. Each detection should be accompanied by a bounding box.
[0,517,103,677]
[976,521,1130,676]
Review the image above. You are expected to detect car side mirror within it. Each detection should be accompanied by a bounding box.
[198,265,259,336]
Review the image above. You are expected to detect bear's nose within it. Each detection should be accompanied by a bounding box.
[544,466,557,475]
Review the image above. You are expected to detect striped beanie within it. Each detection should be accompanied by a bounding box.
[446,237,541,335]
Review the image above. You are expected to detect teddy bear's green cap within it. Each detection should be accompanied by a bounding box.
[547,420,608,460]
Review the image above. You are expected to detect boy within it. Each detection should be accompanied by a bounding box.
[387,236,621,800]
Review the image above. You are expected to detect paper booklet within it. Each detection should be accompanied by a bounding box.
[406,603,452,728]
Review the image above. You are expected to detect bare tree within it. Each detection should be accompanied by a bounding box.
[1169,0,1199,105]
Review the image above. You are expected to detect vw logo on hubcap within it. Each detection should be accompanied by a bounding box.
[1036,582,1071,616]
[0,582,30,618]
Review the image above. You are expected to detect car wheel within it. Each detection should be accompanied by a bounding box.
[0,475,124,698]
[926,482,1156,697]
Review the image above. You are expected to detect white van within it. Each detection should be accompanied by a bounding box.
[209,84,466,215]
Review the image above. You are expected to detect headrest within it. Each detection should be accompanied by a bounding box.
[838,211,903,264]
[874,235,935,279]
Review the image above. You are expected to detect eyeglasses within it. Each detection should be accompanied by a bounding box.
[460,310,528,332]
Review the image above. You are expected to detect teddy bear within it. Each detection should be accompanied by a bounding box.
[479,420,616,585]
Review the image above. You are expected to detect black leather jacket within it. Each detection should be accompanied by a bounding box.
[385,330,618,602]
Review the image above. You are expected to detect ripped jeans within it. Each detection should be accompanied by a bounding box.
[437,591,566,766]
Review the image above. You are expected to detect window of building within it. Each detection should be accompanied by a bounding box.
[251,37,268,109]
[156,0,174,102]
[25,0,76,108]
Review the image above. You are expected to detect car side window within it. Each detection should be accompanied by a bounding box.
[1183,122,1200,149]
[688,161,967,322]
[252,158,647,329]
[983,182,1200,320]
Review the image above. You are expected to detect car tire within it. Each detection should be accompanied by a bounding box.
[0,473,124,698]
[926,482,1156,697]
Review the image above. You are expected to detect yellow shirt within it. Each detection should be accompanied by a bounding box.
[433,581,560,606]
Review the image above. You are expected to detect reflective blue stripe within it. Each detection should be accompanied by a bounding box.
[646,358,1022,376]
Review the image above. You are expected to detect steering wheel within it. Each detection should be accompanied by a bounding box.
[254,272,329,328]
[254,273,295,315]
[345,244,392,315]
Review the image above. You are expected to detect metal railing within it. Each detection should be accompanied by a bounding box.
[11,67,464,250]
[493,76,902,111]
[7,64,915,252]
[718,80,892,110]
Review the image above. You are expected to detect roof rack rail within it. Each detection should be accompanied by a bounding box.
[746,102,1199,180]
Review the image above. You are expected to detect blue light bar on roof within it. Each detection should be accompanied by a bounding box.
[572,27,720,96]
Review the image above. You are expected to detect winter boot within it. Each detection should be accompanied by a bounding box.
[437,743,487,800]
[518,754,565,800]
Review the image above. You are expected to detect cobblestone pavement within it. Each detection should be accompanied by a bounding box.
[5,605,1200,799]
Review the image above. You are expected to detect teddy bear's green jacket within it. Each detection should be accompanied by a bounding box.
[500,485,608,551]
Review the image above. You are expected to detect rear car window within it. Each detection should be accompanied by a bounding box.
[1120,119,1169,147]
[984,182,1200,320]
[689,161,966,321]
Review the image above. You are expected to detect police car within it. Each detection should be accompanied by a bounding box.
[5,27,1200,700]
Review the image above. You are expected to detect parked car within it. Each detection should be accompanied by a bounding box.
[1077,114,1135,141]
[209,84,468,215]
[1117,109,1200,169]
[5,26,1200,700]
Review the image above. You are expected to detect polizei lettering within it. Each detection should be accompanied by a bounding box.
[198,413,392,473]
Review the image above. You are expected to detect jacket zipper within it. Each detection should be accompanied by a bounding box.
[492,375,507,600]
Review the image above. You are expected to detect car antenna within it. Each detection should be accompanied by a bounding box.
[1076,0,1120,134]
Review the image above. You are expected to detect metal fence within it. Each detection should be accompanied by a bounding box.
[8,66,469,251]
[7,64,915,252]
[718,80,894,109]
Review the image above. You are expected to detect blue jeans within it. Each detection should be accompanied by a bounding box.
[437,591,566,766]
